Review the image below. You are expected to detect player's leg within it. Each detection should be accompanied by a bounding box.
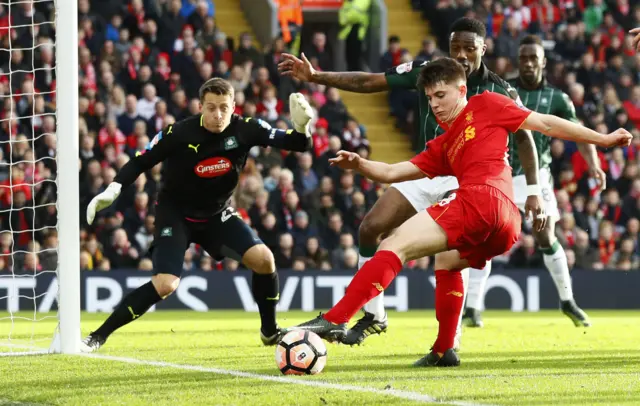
[346,186,418,344]
[461,262,492,328]
[81,206,189,353]
[241,244,282,344]
[414,249,469,368]
[534,217,591,327]
[289,209,450,342]
[201,207,283,344]
[536,168,590,326]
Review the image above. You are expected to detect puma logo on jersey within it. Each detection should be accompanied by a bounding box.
[188,144,200,153]
[446,290,463,297]
[372,283,384,292]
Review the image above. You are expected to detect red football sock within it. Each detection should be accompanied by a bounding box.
[324,250,402,324]
[433,269,464,353]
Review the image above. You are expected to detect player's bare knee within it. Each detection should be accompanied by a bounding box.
[151,274,180,298]
[358,214,384,246]
[243,244,275,274]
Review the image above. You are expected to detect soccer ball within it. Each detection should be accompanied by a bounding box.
[275,330,327,375]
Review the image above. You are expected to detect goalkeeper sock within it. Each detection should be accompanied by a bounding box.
[252,271,280,336]
[93,281,162,339]
[542,241,573,301]
[433,269,464,353]
[324,250,402,324]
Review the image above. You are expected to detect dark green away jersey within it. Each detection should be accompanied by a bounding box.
[385,61,520,155]
[508,78,579,175]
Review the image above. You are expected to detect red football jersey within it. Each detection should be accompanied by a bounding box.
[410,91,532,201]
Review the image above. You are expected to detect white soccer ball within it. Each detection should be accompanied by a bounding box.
[275,330,327,375]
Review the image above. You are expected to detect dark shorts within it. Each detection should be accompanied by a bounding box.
[149,203,263,276]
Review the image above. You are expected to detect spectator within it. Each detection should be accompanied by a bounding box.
[322,211,351,252]
[274,233,295,268]
[380,35,409,72]
[305,32,333,72]
[496,16,525,67]
[234,32,263,67]
[509,235,544,268]
[574,229,600,269]
[609,238,640,269]
[320,88,350,136]
[291,210,317,248]
[106,228,139,268]
[331,232,356,269]
[304,236,329,269]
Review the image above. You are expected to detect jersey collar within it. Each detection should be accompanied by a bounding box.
[467,62,489,87]
[515,76,548,90]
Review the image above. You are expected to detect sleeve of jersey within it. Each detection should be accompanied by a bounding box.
[558,93,580,124]
[384,61,424,90]
[114,124,176,187]
[243,117,311,151]
[409,137,451,178]
[484,92,533,133]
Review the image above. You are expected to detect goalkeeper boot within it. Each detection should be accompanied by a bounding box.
[561,300,591,327]
[413,349,460,367]
[260,325,285,346]
[461,307,484,328]
[80,333,106,353]
[342,312,388,346]
[285,313,347,343]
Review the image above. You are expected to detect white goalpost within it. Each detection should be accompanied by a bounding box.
[0,0,80,355]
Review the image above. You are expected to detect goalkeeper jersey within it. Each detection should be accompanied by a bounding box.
[114,114,310,217]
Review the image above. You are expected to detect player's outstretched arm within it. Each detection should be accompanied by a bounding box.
[522,112,633,148]
[87,124,176,225]
[329,151,424,183]
[576,142,606,190]
[245,94,313,152]
[278,53,389,93]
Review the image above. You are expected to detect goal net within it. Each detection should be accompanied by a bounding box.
[0,0,80,355]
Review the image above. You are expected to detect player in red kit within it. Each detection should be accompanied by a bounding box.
[285,58,632,367]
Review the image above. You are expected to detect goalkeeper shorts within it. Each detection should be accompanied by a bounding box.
[149,203,263,276]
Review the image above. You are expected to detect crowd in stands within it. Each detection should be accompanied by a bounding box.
[1,0,380,274]
[0,0,637,273]
[389,0,639,270]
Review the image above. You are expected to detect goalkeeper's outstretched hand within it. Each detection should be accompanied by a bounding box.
[86,182,122,225]
[289,93,314,136]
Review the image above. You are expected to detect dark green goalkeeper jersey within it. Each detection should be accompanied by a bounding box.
[385,61,521,154]
[508,77,579,176]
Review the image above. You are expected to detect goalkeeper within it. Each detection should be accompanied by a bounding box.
[81,78,313,352]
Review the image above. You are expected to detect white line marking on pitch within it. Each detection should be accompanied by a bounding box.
[1,342,490,406]
[84,353,489,406]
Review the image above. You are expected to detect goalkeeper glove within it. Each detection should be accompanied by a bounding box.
[86,182,122,225]
[289,93,314,136]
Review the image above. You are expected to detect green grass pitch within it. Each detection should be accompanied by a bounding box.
[1,310,639,405]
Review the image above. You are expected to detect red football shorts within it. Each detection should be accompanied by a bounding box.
[426,184,521,268]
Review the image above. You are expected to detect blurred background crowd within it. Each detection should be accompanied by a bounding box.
[0,0,637,274]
